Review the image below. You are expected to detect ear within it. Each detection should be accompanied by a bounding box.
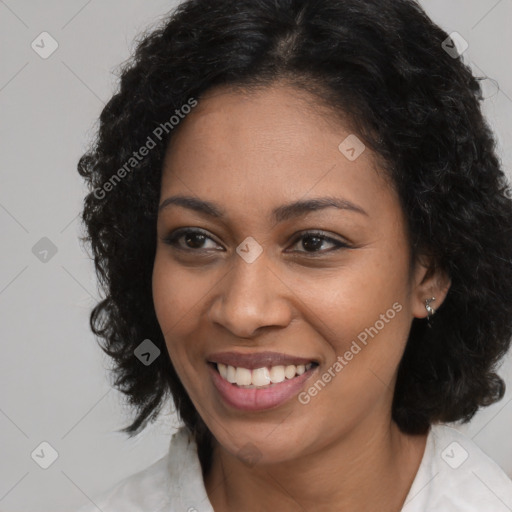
[411,256,451,319]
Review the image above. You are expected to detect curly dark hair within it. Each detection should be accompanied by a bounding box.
[77,0,512,472]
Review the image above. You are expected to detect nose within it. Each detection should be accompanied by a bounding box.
[208,254,293,339]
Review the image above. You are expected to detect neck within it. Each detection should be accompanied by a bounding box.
[204,418,428,512]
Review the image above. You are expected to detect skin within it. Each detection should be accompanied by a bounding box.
[152,81,451,512]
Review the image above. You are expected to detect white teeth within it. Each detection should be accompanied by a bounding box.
[235,367,252,386]
[269,365,285,383]
[252,367,271,386]
[216,362,316,388]
[218,363,228,379]
[284,365,296,379]
[226,365,237,383]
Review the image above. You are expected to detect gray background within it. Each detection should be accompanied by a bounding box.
[1,1,511,511]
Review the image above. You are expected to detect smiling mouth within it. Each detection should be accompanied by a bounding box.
[209,361,319,389]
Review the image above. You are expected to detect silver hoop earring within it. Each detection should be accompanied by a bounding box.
[425,297,436,327]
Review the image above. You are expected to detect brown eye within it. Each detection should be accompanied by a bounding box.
[163,228,222,251]
[289,231,350,255]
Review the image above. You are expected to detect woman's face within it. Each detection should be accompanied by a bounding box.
[152,83,438,464]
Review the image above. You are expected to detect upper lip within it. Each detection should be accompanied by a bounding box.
[207,351,318,369]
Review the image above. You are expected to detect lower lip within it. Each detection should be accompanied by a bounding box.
[208,363,318,411]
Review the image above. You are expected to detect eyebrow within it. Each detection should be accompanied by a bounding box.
[158,194,368,222]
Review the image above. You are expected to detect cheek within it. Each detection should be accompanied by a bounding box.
[152,256,199,364]
[151,254,221,386]
[296,281,410,427]
[294,243,412,378]
[152,258,176,338]
[152,254,208,332]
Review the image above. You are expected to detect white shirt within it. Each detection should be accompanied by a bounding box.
[76,424,512,511]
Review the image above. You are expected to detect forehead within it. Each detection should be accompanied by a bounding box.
[165,83,357,163]
[159,83,398,224]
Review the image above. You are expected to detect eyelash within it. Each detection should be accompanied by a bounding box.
[162,228,351,256]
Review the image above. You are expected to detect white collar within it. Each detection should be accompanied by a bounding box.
[94,423,512,511]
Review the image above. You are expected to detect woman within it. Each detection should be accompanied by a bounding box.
[76,0,512,510]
